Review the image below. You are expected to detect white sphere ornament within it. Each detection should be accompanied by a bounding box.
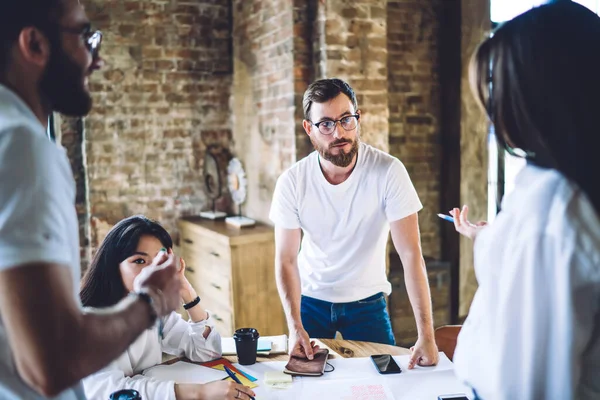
[227,158,247,205]
[225,158,255,228]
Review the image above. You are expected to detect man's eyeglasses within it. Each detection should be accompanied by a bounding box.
[60,25,103,59]
[109,389,140,400]
[310,114,360,135]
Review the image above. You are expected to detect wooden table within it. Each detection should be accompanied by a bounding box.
[319,338,411,358]
[164,339,411,365]
[232,339,410,363]
[161,340,469,399]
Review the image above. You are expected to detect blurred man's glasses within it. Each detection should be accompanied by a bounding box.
[311,114,360,135]
[109,389,140,400]
[60,25,103,59]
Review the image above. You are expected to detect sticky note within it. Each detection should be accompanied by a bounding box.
[264,371,293,389]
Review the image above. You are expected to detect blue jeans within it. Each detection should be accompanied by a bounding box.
[300,292,396,345]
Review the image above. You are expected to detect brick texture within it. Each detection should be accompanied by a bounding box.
[231,0,297,222]
[385,0,446,344]
[387,0,442,260]
[58,115,91,272]
[315,0,390,153]
[460,0,490,317]
[293,0,317,160]
[81,0,233,253]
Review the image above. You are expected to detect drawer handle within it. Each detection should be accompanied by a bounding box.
[211,283,222,290]
[209,251,220,258]
[213,314,223,322]
[183,238,194,244]
[186,266,196,273]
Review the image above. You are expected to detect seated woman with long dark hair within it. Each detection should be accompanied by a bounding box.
[80,215,255,400]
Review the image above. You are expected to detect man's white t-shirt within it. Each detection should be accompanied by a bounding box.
[454,164,600,399]
[0,85,84,399]
[269,142,422,303]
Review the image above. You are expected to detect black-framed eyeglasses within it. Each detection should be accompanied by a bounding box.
[60,25,103,59]
[310,114,360,135]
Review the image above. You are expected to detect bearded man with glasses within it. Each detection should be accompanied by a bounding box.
[0,1,182,399]
[270,78,439,369]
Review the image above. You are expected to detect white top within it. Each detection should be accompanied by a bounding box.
[269,143,422,303]
[82,311,222,400]
[454,164,600,399]
[0,85,84,399]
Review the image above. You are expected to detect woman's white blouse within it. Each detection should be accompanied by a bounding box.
[454,165,600,399]
[82,311,222,400]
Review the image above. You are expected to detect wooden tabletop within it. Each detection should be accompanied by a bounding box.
[318,338,411,358]
[161,339,411,365]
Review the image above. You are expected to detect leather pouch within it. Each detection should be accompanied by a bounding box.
[283,348,329,376]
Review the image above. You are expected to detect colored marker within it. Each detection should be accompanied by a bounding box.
[223,365,255,400]
[437,213,455,223]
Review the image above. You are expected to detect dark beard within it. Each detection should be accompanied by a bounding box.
[39,44,92,117]
[312,137,359,167]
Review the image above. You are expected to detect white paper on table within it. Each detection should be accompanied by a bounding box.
[220,355,470,400]
[267,334,289,354]
[394,351,455,373]
[235,361,302,400]
[142,361,227,384]
[321,352,454,380]
[221,337,237,355]
[222,335,287,356]
[390,369,472,400]
[299,378,395,400]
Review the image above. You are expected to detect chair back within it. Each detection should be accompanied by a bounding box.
[434,325,462,361]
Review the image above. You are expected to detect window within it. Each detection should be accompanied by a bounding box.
[492,0,599,21]
[47,114,56,142]
[487,0,599,221]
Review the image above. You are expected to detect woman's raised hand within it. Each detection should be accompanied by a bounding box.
[449,205,488,240]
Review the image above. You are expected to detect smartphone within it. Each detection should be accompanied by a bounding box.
[370,354,401,374]
[437,395,469,400]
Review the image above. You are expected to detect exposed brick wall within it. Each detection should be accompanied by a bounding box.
[293,0,317,160]
[460,0,490,316]
[58,115,91,272]
[80,0,233,254]
[231,0,297,223]
[315,0,390,153]
[385,0,446,343]
[387,0,442,260]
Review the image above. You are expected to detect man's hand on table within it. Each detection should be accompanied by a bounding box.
[289,326,320,360]
[408,337,439,369]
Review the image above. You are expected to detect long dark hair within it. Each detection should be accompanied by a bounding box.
[470,1,600,215]
[80,215,173,308]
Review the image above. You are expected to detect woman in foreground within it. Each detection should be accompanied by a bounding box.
[450,2,600,399]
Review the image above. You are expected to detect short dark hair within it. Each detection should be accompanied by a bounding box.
[0,0,64,73]
[302,78,358,120]
[470,1,600,215]
[80,215,174,308]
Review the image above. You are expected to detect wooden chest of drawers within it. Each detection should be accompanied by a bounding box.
[177,217,287,337]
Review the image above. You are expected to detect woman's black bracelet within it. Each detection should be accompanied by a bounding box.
[183,296,201,310]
